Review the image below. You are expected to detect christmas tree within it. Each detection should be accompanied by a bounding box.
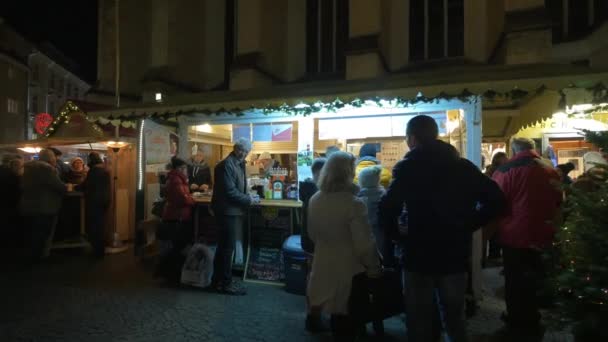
[547,130,608,340]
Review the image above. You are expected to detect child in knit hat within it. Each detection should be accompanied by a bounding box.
[357,166,388,259]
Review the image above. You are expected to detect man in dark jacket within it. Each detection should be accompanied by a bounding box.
[188,150,212,192]
[211,138,256,295]
[21,149,67,261]
[50,147,69,182]
[79,152,111,258]
[379,115,505,342]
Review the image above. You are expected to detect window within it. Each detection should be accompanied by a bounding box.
[155,92,163,102]
[409,0,464,61]
[306,0,349,75]
[49,100,55,115]
[31,95,38,113]
[7,98,19,114]
[546,0,607,42]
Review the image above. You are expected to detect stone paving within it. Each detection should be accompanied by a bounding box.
[0,250,571,341]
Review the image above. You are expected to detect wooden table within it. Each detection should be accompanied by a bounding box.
[192,196,302,285]
[51,191,90,250]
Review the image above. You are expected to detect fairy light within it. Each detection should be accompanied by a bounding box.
[137,119,145,191]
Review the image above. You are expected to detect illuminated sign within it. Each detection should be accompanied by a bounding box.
[34,113,53,134]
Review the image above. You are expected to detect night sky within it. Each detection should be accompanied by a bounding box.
[0,0,98,82]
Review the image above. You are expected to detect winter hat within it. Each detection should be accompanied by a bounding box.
[70,157,84,169]
[359,143,378,158]
[358,166,382,188]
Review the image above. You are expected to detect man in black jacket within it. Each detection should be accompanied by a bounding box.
[379,115,505,342]
[211,138,256,295]
[188,150,212,192]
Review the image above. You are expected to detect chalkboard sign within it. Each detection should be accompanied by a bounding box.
[245,207,292,283]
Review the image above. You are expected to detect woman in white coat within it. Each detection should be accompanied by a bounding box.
[307,151,382,341]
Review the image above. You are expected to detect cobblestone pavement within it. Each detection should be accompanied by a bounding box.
[0,250,571,342]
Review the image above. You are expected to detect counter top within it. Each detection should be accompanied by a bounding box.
[193,196,301,208]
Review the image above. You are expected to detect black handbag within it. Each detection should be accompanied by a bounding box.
[350,269,405,336]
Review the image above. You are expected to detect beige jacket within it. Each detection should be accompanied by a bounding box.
[307,191,381,314]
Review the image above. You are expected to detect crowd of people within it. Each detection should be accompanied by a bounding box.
[298,115,607,341]
[153,115,608,341]
[0,148,111,260]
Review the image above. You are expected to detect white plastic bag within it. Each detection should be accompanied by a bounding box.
[180,243,215,288]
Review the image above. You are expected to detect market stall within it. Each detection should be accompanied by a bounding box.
[0,101,138,252]
[109,92,482,285]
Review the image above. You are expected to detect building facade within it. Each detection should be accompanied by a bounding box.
[93,0,608,157]
[95,0,608,102]
[0,50,29,143]
[0,18,90,141]
[28,43,91,137]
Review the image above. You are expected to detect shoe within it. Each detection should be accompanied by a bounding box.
[305,314,329,333]
[217,282,247,296]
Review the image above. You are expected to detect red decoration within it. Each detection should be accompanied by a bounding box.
[34,113,53,135]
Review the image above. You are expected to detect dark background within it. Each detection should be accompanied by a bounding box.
[0,0,98,82]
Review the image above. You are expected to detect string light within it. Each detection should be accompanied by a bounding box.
[137,119,145,191]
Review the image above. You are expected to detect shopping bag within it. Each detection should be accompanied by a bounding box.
[180,243,215,288]
[350,268,405,323]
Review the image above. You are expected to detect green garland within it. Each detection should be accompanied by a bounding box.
[52,83,606,125]
[99,88,515,121]
[43,101,105,138]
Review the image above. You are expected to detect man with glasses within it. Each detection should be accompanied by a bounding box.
[211,138,258,295]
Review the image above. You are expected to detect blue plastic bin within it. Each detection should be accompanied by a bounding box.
[282,235,308,295]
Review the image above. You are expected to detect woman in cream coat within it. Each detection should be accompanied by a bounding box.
[307,151,382,341]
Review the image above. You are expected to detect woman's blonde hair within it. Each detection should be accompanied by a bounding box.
[318,151,356,193]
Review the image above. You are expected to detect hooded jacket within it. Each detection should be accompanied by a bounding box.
[354,156,392,188]
[162,169,195,221]
[379,140,505,274]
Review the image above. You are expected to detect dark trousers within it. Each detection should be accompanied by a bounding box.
[212,215,242,286]
[405,272,468,342]
[86,207,107,257]
[502,247,544,330]
[27,215,57,261]
[157,221,193,283]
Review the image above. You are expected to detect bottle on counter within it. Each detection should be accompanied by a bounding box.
[272,179,284,200]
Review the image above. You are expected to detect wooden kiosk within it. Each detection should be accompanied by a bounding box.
[3,101,138,252]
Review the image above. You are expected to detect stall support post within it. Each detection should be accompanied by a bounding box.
[465,96,483,168]
[177,116,190,160]
[296,117,314,184]
[465,96,484,302]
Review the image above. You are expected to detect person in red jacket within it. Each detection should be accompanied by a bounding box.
[158,156,195,284]
[492,137,562,338]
